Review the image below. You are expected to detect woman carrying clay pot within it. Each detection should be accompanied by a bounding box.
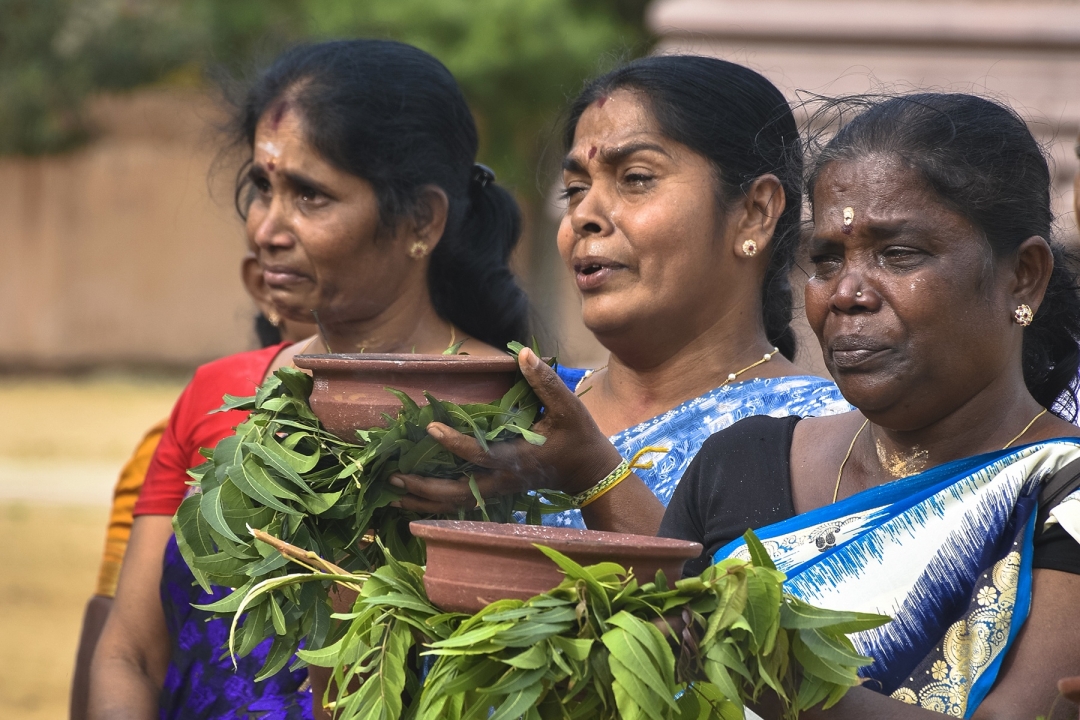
[658,93,1080,718]
[88,39,529,720]
[391,56,850,532]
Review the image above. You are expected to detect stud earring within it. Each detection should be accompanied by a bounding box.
[408,241,429,259]
[741,239,759,257]
[267,310,281,327]
[1014,304,1033,327]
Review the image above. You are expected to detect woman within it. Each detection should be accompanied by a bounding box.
[391,56,849,533]
[69,251,315,720]
[88,39,529,719]
[661,94,1080,718]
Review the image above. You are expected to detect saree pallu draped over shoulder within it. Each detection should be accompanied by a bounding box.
[715,439,1080,718]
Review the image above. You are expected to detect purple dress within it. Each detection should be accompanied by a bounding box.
[159,535,313,719]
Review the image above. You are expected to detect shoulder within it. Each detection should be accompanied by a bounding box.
[175,343,287,425]
[698,414,801,461]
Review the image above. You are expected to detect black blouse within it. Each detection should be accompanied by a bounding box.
[659,415,1080,578]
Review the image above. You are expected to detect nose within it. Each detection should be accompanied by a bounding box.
[250,195,296,252]
[830,268,880,314]
[568,183,615,238]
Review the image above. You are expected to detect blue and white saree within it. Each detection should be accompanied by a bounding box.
[716,439,1080,717]
[547,368,851,528]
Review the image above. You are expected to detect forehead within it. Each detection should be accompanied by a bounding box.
[812,154,942,223]
[569,89,663,150]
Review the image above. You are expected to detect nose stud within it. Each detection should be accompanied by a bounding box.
[855,291,863,299]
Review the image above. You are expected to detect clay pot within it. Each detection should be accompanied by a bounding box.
[410,520,703,614]
[293,353,519,438]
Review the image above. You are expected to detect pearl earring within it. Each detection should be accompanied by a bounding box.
[741,239,758,257]
[408,241,429,259]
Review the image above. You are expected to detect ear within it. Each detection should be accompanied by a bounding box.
[730,174,786,259]
[405,185,450,251]
[240,252,275,316]
[1013,236,1055,313]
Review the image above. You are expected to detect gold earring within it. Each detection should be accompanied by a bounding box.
[1014,304,1033,327]
[408,241,429,259]
[267,310,281,327]
[742,239,758,257]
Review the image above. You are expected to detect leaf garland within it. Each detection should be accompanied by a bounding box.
[173,342,565,674]
[237,530,890,719]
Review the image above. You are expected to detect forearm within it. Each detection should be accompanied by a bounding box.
[579,474,664,536]
[799,687,944,720]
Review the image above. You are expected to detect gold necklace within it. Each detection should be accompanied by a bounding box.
[832,408,1048,503]
[574,347,781,394]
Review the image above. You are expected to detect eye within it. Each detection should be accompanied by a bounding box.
[880,246,925,267]
[249,172,271,195]
[808,250,843,278]
[622,171,654,188]
[559,183,587,202]
[298,184,321,203]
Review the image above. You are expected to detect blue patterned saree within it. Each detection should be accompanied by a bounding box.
[547,368,851,529]
[715,439,1080,718]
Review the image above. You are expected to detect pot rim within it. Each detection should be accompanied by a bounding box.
[294,353,520,373]
[410,519,702,559]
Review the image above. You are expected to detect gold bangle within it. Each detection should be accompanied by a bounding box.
[572,446,669,509]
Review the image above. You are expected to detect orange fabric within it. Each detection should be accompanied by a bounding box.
[93,419,168,598]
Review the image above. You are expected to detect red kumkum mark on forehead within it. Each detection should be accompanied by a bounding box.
[595,96,607,108]
[267,160,276,171]
[841,224,852,235]
[588,146,597,160]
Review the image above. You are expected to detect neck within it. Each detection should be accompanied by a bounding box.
[852,371,1047,487]
[312,287,453,355]
[586,304,796,432]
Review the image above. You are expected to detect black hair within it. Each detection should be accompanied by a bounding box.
[229,39,529,348]
[563,55,803,360]
[806,93,1080,419]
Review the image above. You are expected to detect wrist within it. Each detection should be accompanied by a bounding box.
[563,443,624,497]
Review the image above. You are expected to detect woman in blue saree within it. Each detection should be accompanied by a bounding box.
[392,56,848,531]
[661,94,1080,718]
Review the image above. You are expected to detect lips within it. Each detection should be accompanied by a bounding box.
[263,265,310,288]
[828,335,890,369]
[573,256,625,291]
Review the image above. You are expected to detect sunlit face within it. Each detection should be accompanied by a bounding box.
[557,89,737,347]
[245,102,421,325]
[804,155,1020,429]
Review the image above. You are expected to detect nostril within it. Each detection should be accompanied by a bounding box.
[583,221,601,233]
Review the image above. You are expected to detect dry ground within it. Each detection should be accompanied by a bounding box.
[0,376,184,719]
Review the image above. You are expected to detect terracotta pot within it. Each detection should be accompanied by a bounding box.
[410,520,703,613]
[293,353,519,438]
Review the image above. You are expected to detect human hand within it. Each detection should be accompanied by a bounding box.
[388,348,622,514]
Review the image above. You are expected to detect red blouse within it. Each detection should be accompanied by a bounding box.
[133,343,287,517]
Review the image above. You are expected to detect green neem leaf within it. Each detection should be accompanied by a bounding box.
[742,529,778,572]
[199,485,243,544]
[797,627,874,669]
[499,424,547,446]
[228,460,302,516]
[601,625,678,711]
[779,597,890,633]
[275,367,313,400]
[791,632,860,685]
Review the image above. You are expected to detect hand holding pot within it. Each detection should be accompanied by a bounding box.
[389,348,664,534]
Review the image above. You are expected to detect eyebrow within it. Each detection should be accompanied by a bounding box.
[251,163,334,197]
[561,141,671,172]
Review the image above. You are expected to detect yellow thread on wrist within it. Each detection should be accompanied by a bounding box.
[573,446,669,509]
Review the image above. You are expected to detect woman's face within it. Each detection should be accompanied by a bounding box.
[246,104,423,326]
[804,155,1023,429]
[557,90,742,349]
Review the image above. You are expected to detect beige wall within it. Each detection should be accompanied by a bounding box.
[0,90,257,371]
